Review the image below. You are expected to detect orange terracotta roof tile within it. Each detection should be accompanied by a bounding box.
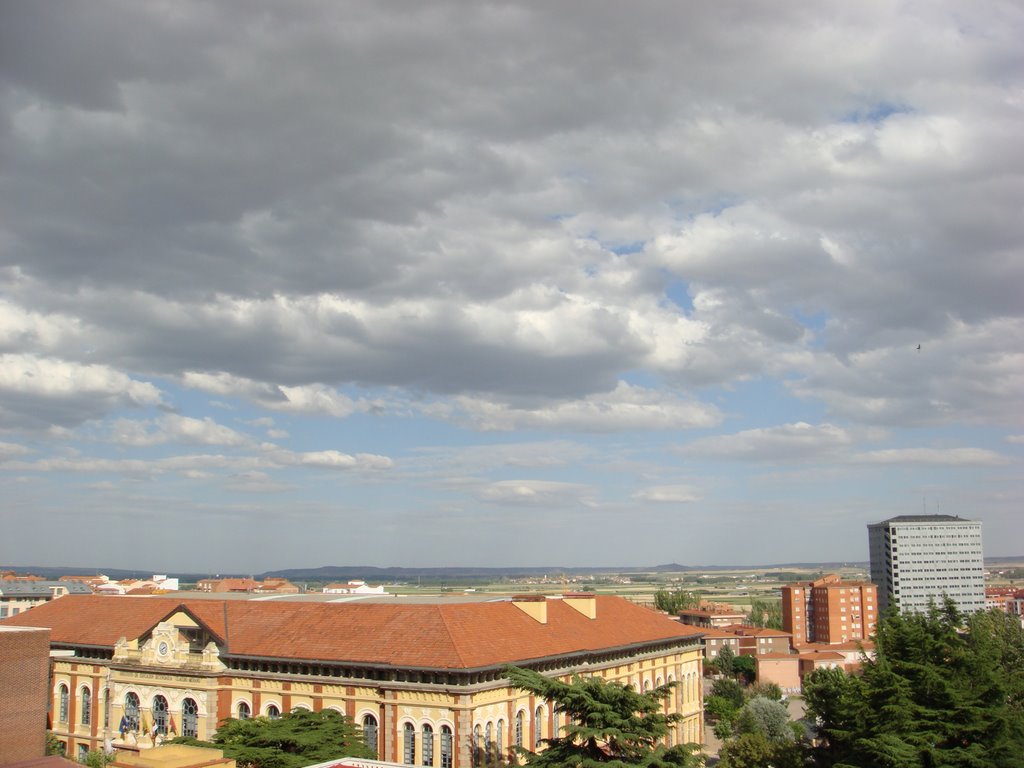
[2,595,702,670]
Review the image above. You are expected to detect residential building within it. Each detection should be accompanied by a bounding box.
[721,625,792,656]
[868,515,985,615]
[194,577,298,594]
[2,593,705,766]
[0,581,92,618]
[675,602,746,629]
[781,574,877,647]
[696,626,740,661]
[323,581,387,595]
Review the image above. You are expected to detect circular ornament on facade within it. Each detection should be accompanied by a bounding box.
[158,641,169,656]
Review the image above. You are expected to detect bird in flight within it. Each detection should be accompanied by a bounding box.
[917,344,921,351]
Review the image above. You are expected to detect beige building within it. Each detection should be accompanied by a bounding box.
[3,593,704,767]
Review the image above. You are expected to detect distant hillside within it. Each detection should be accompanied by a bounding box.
[0,565,228,582]
[257,562,873,583]
[5,557,1021,584]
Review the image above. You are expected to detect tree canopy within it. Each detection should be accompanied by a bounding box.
[745,598,783,630]
[803,602,1024,768]
[505,666,703,768]
[653,589,702,615]
[168,708,374,768]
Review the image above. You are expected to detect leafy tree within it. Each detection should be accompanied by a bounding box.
[731,655,756,685]
[168,709,374,768]
[746,681,783,701]
[718,732,803,768]
[803,602,1024,767]
[712,645,735,677]
[733,697,793,743]
[654,589,702,615]
[745,598,782,630]
[46,734,65,756]
[710,678,745,710]
[82,750,115,768]
[505,666,704,767]
[802,666,869,767]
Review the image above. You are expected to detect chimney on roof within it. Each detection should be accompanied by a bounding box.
[562,593,597,619]
[511,595,547,624]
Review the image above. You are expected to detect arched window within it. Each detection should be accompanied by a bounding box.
[182,698,199,739]
[473,724,483,767]
[403,722,416,765]
[485,722,493,763]
[534,706,543,749]
[422,723,433,766]
[363,714,378,753]
[515,710,524,748]
[81,687,91,725]
[440,725,453,768]
[58,684,69,723]
[123,692,140,732]
[266,704,281,720]
[496,719,504,762]
[237,701,250,720]
[152,695,168,735]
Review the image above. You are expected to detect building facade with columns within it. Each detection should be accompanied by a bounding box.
[2,593,704,766]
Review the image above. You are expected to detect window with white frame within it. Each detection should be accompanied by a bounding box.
[404,722,416,765]
[58,684,69,723]
[440,725,453,768]
[123,692,140,732]
[81,687,91,725]
[363,714,378,752]
[422,723,433,766]
[182,698,199,738]
[152,695,169,735]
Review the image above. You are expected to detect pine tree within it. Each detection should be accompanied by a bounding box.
[505,666,703,767]
[803,601,1024,767]
[169,708,375,768]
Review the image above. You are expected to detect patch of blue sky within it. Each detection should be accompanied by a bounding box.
[841,102,912,124]
[664,194,743,221]
[791,307,829,333]
[617,370,662,388]
[858,423,1014,455]
[606,241,645,256]
[705,377,827,430]
[663,277,694,312]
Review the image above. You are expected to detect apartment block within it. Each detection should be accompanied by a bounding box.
[868,514,985,615]
[781,573,877,647]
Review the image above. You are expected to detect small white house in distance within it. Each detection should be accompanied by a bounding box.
[322,580,386,595]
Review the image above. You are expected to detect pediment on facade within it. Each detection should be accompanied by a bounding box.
[123,606,226,672]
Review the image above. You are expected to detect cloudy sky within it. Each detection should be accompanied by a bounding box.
[1,2,1021,574]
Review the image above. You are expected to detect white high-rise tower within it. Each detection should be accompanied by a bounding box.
[868,514,985,615]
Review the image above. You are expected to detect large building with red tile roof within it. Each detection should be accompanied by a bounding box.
[2,594,704,767]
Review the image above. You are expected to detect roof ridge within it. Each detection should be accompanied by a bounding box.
[436,603,475,668]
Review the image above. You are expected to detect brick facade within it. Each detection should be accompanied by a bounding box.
[0,626,52,762]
